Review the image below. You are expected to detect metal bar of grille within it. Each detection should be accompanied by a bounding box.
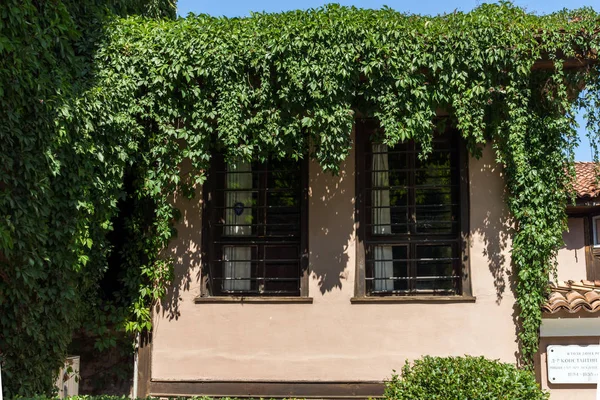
[221,290,300,295]
[214,188,300,193]
[215,188,260,192]
[367,184,455,189]
[365,241,459,246]
[366,276,461,281]
[369,289,458,295]
[215,239,300,244]
[366,204,458,209]
[367,187,455,192]
[368,169,456,174]
[215,277,300,282]
[368,149,456,156]
[213,259,300,263]
[217,223,300,227]
[215,205,300,210]
[216,170,300,174]
[365,257,459,262]
[368,164,456,169]
[366,221,457,227]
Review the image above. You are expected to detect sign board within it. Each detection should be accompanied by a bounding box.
[547,345,600,384]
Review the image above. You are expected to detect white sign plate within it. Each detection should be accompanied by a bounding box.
[547,345,600,384]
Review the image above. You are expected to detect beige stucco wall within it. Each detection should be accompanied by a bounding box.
[557,218,587,281]
[151,138,519,382]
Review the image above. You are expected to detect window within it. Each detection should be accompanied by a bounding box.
[202,155,308,297]
[355,120,470,297]
[593,215,600,248]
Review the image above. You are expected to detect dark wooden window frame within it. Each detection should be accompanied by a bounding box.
[588,213,600,280]
[573,211,600,281]
[198,154,310,301]
[353,119,473,302]
[592,215,600,248]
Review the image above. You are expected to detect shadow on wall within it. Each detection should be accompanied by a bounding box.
[562,217,584,262]
[470,156,522,365]
[471,160,514,305]
[156,186,203,322]
[308,158,354,294]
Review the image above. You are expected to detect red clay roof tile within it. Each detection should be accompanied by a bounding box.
[573,162,600,199]
[543,280,600,314]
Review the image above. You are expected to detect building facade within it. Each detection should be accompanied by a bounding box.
[137,121,524,398]
[137,124,599,399]
[538,162,600,400]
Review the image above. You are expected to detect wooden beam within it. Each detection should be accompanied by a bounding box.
[136,331,152,397]
[150,380,385,399]
[350,295,476,303]
[194,296,314,303]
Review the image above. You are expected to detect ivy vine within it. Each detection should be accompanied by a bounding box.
[89,2,599,366]
[2,1,600,395]
[0,0,174,396]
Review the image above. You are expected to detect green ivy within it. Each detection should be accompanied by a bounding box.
[2,1,599,396]
[0,0,174,396]
[87,2,599,366]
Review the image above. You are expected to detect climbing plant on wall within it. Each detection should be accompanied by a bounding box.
[86,2,600,367]
[2,1,600,395]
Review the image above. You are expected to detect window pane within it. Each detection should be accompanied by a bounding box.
[414,190,456,234]
[415,245,458,293]
[392,246,409,292]
[371,144,409,235]
[266,159,301,237]
[387,145,409,190]
[222,246,258,293]
[595,218,600,246]
[389,188,409,234]
[414,139,458,234]
[370,245,408,293]
[264,246,300,294]
[224,160,257,236]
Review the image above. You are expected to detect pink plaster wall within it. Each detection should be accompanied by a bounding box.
[557,218,587,281]
[151,138,519,383]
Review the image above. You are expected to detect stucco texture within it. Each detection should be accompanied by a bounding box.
[557,218,587,282]
[151,137,519,382]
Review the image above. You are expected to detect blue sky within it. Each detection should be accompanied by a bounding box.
[176,0,599,161]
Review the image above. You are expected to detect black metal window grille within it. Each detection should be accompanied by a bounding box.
[204,155,306,296]
[360,131,462,296]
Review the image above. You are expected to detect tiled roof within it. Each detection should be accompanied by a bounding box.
[543,280,600,314]
[573,162,600,199]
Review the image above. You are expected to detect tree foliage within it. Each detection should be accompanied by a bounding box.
[1,1,600,395]
[0,0,174,396]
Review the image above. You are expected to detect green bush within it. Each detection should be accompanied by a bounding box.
[18,397,273,400]
[384,356,548,400]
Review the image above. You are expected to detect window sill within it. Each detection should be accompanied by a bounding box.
[350,295,476,304]
[195,296,313,304]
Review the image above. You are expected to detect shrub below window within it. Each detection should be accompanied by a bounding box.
[384,356,548,400]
